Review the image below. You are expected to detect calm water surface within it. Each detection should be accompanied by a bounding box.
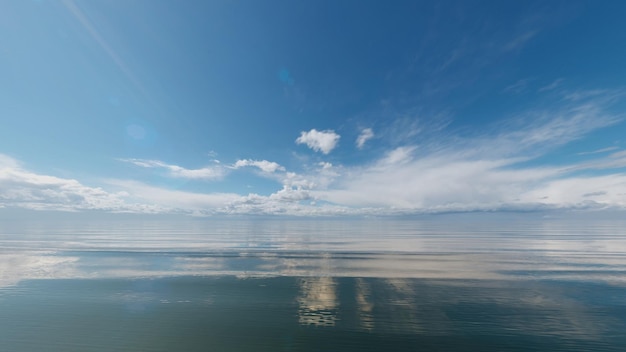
[1,217,626,351]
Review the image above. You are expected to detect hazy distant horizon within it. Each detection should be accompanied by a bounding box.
[3,206,626,223]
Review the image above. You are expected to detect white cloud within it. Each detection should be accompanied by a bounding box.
[0,154,145,212]
[319,162,333,170]
[311,97,626,212]
[561,150,626,172]
[562,89,624,103]
[450,100,623,161]
[316,154,555,209]
[234,159,285,173]
[379,146,415,165]
[514,107,618,148]
[296,129,340,154]
[518,175,626,208]
[269,185,312,203]
[0,154,19,168]
[577,147,619,156]
[0,154,340,216]
[2,92,625,217]
[120,158,225,180]
[319,148,626,213]
[356,128,374,149]
[105,179,241,214]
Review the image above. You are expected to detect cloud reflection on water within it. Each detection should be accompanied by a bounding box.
[355,278,375,331]
[297,277,338,327]
[2,218,626,288]
[1,217,626,349]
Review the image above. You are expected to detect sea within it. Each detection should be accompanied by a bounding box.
[1,214,625,351]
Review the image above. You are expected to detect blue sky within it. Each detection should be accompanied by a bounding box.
[1,0,626,216]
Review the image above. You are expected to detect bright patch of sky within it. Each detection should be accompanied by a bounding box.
[1,0,626,216]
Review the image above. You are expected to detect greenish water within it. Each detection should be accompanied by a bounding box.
[1,217,626,351]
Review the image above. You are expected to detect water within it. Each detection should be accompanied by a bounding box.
[1,216,626,351]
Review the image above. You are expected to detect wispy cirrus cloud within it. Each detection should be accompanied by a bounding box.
[503,30,538,52]
[577,146,619,156]
[315,152,626,213]
[539,78,564,92]
[104,179,241,214]
[562,150,626,172]
[121,158,287,180]
[356,128,374,149]
[504,78,534,94]
[119,158,225,180]
[471,99,622,158]
[312,97,626,212]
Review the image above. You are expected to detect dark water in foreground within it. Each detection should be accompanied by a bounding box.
[1,217,626,351]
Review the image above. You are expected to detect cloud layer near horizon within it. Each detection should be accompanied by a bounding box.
[1,94,626,216]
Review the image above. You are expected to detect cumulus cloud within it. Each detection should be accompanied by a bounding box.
[120,158,225,180]
[356,128,374,149]
[296,129,340,154]
[269,185,312,203]
[0,154,337,216]
[234,159,285,173]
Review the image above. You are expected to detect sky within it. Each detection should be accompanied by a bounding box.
[1,0,626,217]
